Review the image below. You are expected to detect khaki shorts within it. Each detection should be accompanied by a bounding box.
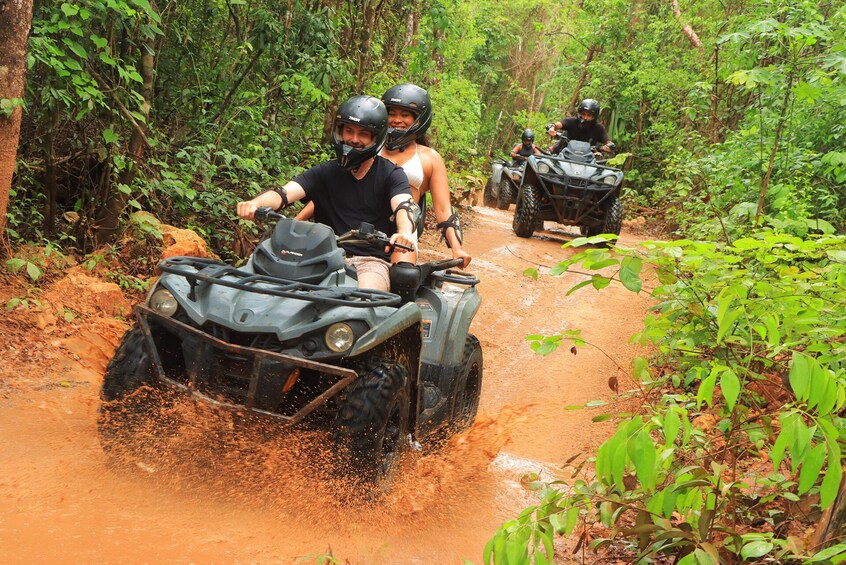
[345,255,391,291]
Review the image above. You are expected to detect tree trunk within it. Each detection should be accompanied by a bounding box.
[671,0,703,50]
[812,470,846,552]
[568,46,597,114]
[0,0,35,244]
[755,69,795,222]
[94,36,156,245]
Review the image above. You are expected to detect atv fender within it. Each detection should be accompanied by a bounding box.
[349,302,422,357]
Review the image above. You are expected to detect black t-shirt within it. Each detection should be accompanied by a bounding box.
[293,156,411,260]
[560,117,610,145]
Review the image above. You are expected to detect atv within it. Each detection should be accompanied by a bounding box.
[512,136,624,240]
[99,208,483,486]
[483,157,524,210]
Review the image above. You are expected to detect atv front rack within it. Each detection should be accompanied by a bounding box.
[160,256,401,307]
[137,306,359,425]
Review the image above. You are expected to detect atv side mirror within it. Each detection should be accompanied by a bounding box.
[358,222,376,235]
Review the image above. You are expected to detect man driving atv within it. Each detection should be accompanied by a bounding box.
[509,128,542,165]
[546,99,614,156]
[236,95,418,292]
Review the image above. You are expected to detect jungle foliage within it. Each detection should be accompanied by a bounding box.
[5,0,846,562]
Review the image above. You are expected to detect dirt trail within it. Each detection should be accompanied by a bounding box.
[0,207,652,564]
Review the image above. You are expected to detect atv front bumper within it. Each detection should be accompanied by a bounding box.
[136,306,358,425]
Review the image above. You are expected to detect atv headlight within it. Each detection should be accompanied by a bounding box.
[150,288,179,317]
[538,162,551,174]
[511,171,521,180]
[602,175,617,186]
[325,323,355,353]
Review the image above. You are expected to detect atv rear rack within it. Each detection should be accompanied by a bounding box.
[159,256,401,307]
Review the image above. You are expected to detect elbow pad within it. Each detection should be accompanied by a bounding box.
[436,209,463,249]
[394,200,422,233]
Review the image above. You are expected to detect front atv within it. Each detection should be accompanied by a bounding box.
[512,139,624,239]
[99,210,482,487]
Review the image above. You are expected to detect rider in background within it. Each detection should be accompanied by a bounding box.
[546,99,613,155]
[509,129,542,165]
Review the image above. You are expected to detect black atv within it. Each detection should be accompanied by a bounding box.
[99,208,483,486]
[512,136,624,239]
[483,157,524,210]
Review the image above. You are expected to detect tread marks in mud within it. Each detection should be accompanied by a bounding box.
[513,183,541,238]
[333,357,410,484]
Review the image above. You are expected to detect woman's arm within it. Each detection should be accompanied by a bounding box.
[423,147,472,268]
[295,201,315,221]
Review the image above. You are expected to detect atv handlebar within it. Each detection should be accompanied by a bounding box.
[337,223,415,252]
[255,206,285,222]
[253,207,414,252]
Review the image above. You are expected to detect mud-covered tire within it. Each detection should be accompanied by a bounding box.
[333,357,410,485]
[98,325,168,457]
[497,179,513,210]
[581,196,623,239]
[483,178,497,207]
[513,183,540,238]
[452,335,483,432]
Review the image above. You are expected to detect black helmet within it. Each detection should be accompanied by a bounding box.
[521,129,535,143]
[381,83,432,150]
[333,95,388,170]
[577,99,600,120]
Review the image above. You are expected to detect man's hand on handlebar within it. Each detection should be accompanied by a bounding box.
[237,200,260,220]
[388,231,417,254]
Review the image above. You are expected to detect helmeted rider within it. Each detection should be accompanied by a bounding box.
[546,99,614,155]
[379,82,472,269]
[510,128,542,165]
[237,95,419,292]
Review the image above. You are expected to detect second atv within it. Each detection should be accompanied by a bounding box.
[512,136,624,239]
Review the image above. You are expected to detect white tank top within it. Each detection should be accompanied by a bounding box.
[383,147,424,190]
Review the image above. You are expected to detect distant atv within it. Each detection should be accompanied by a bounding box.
[512,137,624,239]
[483,157,524,210]
[99,208,483,486]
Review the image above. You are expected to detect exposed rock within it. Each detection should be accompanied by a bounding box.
[47,269,132,318]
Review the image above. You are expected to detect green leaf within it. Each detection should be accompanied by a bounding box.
[789,353,811,401]
[720,369,741,413]
[26,262,42,282]
[619,256,643,292]
[103,128,119,144]
[741,540,773,559]
[772,412,798,470]
[62,38,89,60]
[523,267,538,280]
[697,371,717,408]
[820,458,843,509]
[565,279,594,296]
[798,443,827,495]
[60,3,79,16]
[591,275,611,290]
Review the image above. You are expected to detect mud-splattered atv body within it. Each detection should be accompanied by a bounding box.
[99,209,482,484]
[483,158,524,210]
[512,138,624,239]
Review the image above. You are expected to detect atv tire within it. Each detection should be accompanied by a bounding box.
[581,196,623,239]
[497,179,513,210]
[452,335,483,432]
[333,357,410,485]
[98,324,173,460]
[513,183,541,238]
[483,178,497,207]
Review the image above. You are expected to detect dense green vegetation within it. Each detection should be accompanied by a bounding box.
[5,0,846,562]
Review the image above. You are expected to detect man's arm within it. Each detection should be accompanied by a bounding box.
[388,193,418,263]
[236,181,306,220]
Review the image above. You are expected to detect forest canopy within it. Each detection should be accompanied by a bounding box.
[3,0,844,253]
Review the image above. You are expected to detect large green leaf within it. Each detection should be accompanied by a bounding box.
[619,256,643,292]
